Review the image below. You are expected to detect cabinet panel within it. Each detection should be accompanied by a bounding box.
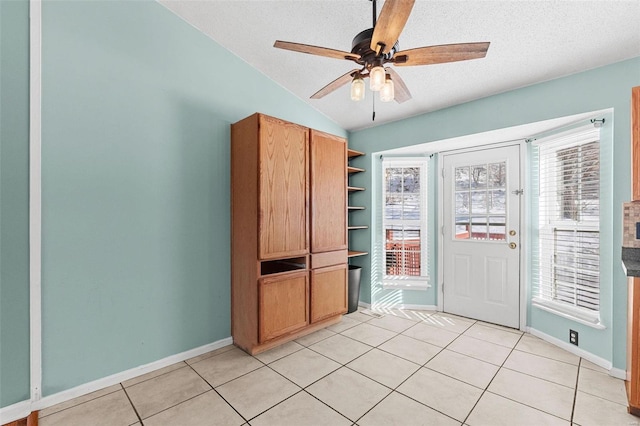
[310,130,347,253]
[633,86,640,201]
[310,264,347,323]
[628,276,640,413]
[259,116,309,259]
[259,271,309,342]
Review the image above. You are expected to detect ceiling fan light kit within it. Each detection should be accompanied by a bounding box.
[369,65,386,91]
[380,73,395,102]
[274,0,489,109]
[350,74,366,101]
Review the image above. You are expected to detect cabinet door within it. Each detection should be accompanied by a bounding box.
[310,130,347,253]
[259,271,309,342]
[310,264,347,323]
[259,116,309,260]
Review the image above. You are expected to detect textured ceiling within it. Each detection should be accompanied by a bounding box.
[160,0,640,131]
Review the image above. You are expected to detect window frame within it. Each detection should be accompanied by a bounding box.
[381,158,429,290]
[531,125,603,327]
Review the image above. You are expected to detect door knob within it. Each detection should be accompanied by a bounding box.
[509,242,517,249]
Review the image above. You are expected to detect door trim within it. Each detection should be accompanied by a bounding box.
[436,140,528,330]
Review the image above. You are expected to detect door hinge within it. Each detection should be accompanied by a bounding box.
[441,168,445,178]
[441,225,445,236]
[511,189,524,195]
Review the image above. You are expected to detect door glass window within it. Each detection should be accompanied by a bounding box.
[454,162,507,241]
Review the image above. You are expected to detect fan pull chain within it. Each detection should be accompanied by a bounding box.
[372,93,376,121]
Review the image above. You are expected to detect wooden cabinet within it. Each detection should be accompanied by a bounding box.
[258,116,309,260]
[231,113,348,355]
[311,264,348,323]
[259,271,309,342]
[310,130,347,253]
[627,87,640,415]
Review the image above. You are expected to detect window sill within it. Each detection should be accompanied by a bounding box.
[382,277,430,291]
[532,298,605,330]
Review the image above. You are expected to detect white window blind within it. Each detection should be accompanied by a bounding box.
[532,125,601,323]
[382,159,429,286]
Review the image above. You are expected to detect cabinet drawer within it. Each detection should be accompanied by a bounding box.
[259,271,309,343]
[311,250,347,269]
[310,264,348,323]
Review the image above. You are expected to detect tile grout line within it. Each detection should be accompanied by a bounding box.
[571,358,582,424]
[459,331,575,424]
[460,327,523,425]
[351,321,462,425]
[121,362,189,390]
[185,361,250,425]
[36,385,123,420]
[248,346,358,423]
[120,383,144,425]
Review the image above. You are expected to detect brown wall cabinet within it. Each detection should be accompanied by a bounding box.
[231,113,347,355]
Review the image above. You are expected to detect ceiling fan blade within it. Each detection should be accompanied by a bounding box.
[310,69,360,99]
[393,42,490,66]
[385,68,411,104]
[274,41,360,62]
[370,0,415,55]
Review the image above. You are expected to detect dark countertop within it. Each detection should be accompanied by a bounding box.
[623,247,640,277]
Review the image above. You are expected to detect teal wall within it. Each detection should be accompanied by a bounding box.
[349,57,640,369]
[39,0,344,396]
[0,0,31,408]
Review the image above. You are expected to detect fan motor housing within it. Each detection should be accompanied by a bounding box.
[351,28,398,67]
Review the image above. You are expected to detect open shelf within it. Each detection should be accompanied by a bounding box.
[348,250,368,258]
[260,256,307,276]
[347,147,366,262]
[348,148,365,158]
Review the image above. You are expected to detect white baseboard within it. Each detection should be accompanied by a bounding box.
[0,400,32,424]
[30,336,232,413]
[371,302,437,311]
[398,304,438,311]
[526,327,617,375]
[358,301,371,308]
[610,367,627,381]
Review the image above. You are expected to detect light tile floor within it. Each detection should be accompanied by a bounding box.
[38,308,639,426]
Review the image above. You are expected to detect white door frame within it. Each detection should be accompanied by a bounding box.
[437,139,528,331]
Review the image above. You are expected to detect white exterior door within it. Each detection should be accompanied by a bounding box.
[442,145,521,328]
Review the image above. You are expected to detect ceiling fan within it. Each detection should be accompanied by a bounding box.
[274,0,490,104]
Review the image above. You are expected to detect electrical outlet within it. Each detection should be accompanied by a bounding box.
[569,329,579,346]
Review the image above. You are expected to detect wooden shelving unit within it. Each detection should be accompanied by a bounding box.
[347,148,368,258]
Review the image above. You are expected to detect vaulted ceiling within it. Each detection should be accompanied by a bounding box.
[160,0,640,131]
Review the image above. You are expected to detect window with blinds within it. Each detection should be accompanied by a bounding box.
[382,160,429,287]
[532,125,601,324]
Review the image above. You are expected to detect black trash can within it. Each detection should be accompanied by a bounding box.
[347,265,362,314]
